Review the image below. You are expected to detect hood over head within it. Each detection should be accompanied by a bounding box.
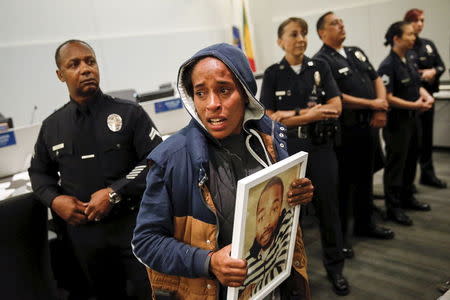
[177,43,265,137]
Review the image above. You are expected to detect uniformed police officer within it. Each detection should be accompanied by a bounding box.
[28,40,162,299]
[378,22,433,226]
[260,17,349,296]
[404,8,447,189]
[314,11,394,257]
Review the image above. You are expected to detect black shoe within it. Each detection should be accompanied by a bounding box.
[355,225,395,239]
[372,205,388,221]
[327,272,350,296]
[420,175,447,188]
[402,198,431,211]
[387,208,413,226]
[342,247,354,259]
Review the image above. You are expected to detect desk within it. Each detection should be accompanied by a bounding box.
[433,91,450,148]
[0,171,32,201]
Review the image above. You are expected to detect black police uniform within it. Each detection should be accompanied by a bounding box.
[314,45,383,241]
[378,51,422,211]
[29,90,162,300]
[409,37,446,185]
[260,56,345,276]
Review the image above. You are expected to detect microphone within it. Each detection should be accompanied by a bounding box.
[30,105,37,124]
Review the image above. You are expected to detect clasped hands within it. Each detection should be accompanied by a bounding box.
[51,187,113,225]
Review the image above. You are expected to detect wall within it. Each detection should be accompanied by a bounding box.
[1,0,449,127]
[252,0,450,77]
[0,0,232,126]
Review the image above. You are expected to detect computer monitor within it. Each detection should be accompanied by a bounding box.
[106,89,137,102]
[136,87,175,103]
[139,96,190,136]
[0,123,41,178]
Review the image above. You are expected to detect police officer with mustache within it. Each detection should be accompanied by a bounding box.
[29,39,162,299]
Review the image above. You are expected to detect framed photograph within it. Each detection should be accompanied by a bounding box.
[227,151,308,300]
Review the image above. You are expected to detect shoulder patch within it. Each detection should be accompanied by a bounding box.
[381,74,390,86]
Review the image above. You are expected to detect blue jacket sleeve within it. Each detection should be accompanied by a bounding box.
[132,162,210,278]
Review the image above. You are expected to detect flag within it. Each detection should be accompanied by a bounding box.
[231,0,257,72]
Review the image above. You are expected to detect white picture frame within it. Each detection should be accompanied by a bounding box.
[227,151,308,300]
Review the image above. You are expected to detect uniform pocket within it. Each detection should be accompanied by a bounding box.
[101,142,134,176]
[50,141,73,161]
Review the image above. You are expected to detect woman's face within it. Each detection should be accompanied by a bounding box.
[411,13,425,35]
[396,24,416,50]
[278,21,308,60]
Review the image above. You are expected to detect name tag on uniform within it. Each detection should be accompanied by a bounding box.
[419,56,426,61]
[275,91,286,96]
[81,154,95,160]
[401,78,411,84]
[338,67,349,74]
[52,143,64,151]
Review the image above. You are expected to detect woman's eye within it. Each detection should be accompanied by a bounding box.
[220,87,231,94]
[195,91,204,97]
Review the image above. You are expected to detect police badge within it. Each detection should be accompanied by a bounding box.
[107,114,122,132]
[355,50,367,62]
[425,44,433,54]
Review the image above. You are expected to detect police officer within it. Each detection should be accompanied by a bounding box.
[314,11,395,256]
[404,8,447,188]
[28,40,162,299]
[378,22,433,226]
[260,17,349,296]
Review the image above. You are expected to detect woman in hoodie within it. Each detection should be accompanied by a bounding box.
[132,43,314,300]
[259,17,348,296]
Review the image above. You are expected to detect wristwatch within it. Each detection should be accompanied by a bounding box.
[294,108,300,116]
[108,190,122,205]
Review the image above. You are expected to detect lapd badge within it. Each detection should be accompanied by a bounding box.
[314,71,321,86]
[355,50,367,62]
[107,114,122,132]
[425,44,433,54]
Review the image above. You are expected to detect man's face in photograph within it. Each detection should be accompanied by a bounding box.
[255,183,283,249]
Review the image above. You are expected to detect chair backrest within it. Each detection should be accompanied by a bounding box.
[0,193,57,299]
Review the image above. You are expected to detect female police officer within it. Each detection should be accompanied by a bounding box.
[404,9,447,188]
[260,17,349,296]
[378,21,434,226]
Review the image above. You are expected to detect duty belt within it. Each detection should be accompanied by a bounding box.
[287,119,339,145]
[340,110,371,127]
